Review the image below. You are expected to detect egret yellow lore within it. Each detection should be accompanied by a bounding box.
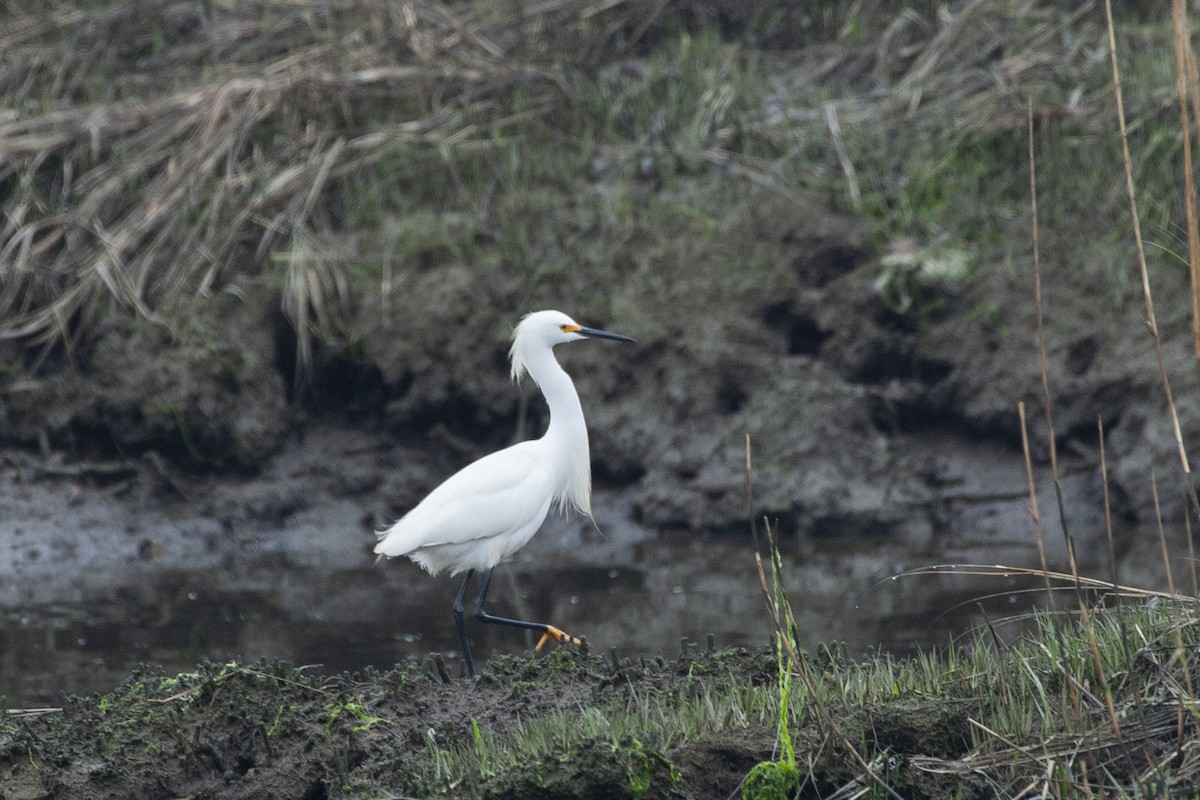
[374,310,634,677]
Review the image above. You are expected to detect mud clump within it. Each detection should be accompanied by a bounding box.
[0,288,287,471]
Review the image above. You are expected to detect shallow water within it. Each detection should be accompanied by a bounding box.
[4,502,1189,708]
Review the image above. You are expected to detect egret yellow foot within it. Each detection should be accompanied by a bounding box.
[536,625,583,652]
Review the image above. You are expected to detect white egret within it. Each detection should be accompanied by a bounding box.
[374,310,634,676]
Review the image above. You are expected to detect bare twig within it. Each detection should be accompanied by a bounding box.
[1018,401,1055,610]
[1097,417,1119,590]
[1104,0,1197,507]
[824,102,861,211]
[1150,470,1198,746]
[1171,0,1200,378]
[1027,96,1083,623]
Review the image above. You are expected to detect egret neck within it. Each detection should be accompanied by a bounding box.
[521,336,592,519]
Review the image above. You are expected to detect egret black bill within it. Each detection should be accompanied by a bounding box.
[578,326,635,343]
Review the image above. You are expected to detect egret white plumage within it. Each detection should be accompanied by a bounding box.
[374,310,634,676]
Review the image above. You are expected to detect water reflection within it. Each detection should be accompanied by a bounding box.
[8,512,1190,709]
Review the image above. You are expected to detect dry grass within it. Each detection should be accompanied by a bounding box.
[0,0,1166,375]
[0,0,629,360]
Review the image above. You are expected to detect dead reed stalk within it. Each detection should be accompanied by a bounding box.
[1105,0,1196,506]
[1171,0,1200,380]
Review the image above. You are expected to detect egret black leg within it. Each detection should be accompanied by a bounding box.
[473,567,584,654]
[452,570,476,677]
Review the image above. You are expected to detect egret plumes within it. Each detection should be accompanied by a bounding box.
[374,310,634,676]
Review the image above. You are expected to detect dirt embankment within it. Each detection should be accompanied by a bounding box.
[0,649,987,800]
[0,172,1179,558]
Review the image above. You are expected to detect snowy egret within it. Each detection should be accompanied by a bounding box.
[374,310,634,676]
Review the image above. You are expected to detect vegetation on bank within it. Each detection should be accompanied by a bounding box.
[4,599,1200,798]
[0,0,1186,369]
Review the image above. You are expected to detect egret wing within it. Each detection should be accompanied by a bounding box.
[374,441,556,557]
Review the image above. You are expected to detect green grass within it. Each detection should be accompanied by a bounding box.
[405,600,1200,797]
[423,674,780,789]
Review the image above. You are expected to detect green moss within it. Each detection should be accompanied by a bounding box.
[742,759,801,800]
[619,737,681,798]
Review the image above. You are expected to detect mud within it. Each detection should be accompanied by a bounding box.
[0,648,990,800]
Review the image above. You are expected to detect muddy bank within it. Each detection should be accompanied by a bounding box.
[8,602,1198,800]
[0,175,1171,548]
[0,648,985,800]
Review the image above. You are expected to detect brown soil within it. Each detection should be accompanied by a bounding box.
[0,648,990,800]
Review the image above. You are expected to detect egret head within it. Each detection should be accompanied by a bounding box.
[509,310,633,382]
